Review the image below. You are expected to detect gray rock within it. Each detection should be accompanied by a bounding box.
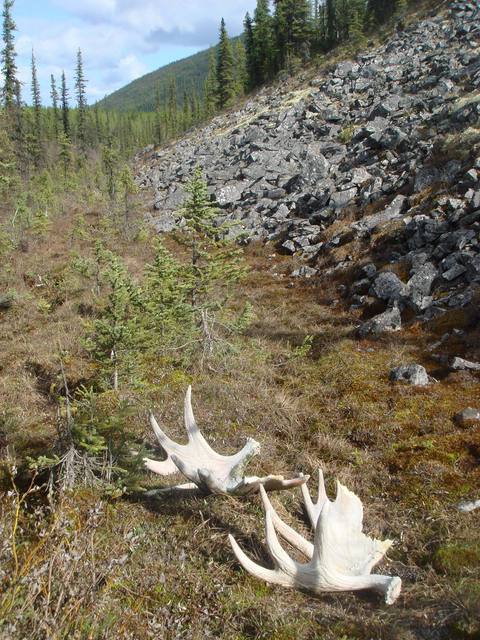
[414,167,441,192]
[0,295,13,310]
[281,240,297,254]
[216,184,243,205]
[453,408,480,427]
[405,262,438,310]
[353,195,407,234]
[291,266,318,278]
[450,357,480,371]
[362,263,377,279]
[358,305,402,338]
[443,264,467,281]
[150,212,179,233]
[329,187,357,209]
[264,188,287,200]
[371,272,406,302]
[390,364,430,386]
[369,95,403,120]
[457,499,480,513]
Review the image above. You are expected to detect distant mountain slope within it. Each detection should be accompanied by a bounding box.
[99,36,241,112]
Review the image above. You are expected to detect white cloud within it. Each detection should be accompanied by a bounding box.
[16,0,257,103]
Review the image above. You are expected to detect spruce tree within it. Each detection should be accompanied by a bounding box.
[93,102,102,144]
[244,12,257,89]
[118,164,138,227]
[348,0,367,48]
[233,39,248,96]
[61,71,70,138]
[326,0,337,47]
[50,74,59,139]
[180,167,245,310]
[204,48,218,117]
[167,76,177,136]
[30,49,42,166]
[274,0,312,69]
[182,89,191,129]
[179,168,247,360]
[216,18,235,109]
[59,130,72,179]
[143,240,192,346]
[395,0,408,17]
[1,0,17,110]
[75,48,87,150]
[87,245,141,391]
[154,84,163,145]
[190,86,200,124]
[102,133,120,201]
[252,0,275,83]
[367,0,396,25]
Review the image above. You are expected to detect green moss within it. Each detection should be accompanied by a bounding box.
[434,542,480,576]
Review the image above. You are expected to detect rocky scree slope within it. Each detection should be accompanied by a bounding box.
[136,0,480,340]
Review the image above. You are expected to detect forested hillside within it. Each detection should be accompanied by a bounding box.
[99,37,241,113]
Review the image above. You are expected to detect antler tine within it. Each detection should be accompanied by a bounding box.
[228,534,293,587]
[259,486,313,558]
[184,385,199,438]
[301,468,328,530]
[149,413,183,453]
[264,507,298,574]
[143,456,178,476]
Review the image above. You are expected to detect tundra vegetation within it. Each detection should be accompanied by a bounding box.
[1,0,479,639]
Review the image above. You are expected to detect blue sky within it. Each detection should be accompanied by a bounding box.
[11,0,257,104]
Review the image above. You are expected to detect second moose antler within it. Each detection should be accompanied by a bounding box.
[144,386,307,495]
[229,474,401,604]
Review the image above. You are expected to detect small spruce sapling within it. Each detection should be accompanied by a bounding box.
[178,167,248,358]
[85,244,142,391]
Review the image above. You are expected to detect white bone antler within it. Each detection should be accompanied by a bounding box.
[144,386,307,495]
[229,478,401,605]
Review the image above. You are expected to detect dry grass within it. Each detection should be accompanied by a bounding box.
[2,219,479,639]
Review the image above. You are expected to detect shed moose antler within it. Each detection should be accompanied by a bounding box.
[229,471,401,604]
[144,386,307,495]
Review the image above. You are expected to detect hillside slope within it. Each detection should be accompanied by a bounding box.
[99,36,239,112]
[137,0,480,338]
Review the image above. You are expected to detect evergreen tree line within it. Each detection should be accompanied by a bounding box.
[0,0,159,177]
[243,0,409,89]
[167,0,409,128]
[150,27,248,145]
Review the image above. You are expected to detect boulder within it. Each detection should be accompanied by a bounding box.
[371,272,406,302]
[358,305,402,338]
[453,407,480,427]
[389,364,430,386]
[405,262,438,311]
[450,357,480,371]
[353,195,407,234]
[216,184,244,206]
[291,266,318,278]
[0,295,13,310]
[281,240,297,254]
[457,499,480,513]
[329,187,357,209]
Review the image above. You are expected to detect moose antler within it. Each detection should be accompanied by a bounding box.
[229,477,401,605]
[144,386,307,495]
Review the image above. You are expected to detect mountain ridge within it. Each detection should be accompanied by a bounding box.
[99,36,242,112]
